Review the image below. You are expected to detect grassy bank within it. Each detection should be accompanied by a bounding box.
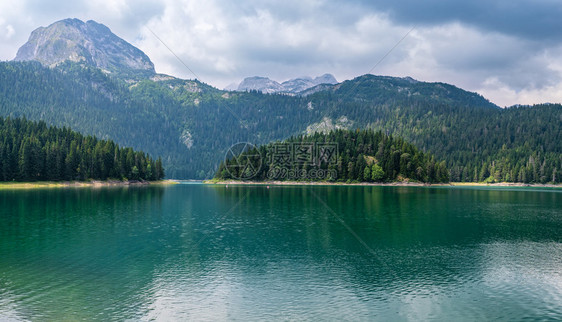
[0,180,177,190]
[448,182,562,188]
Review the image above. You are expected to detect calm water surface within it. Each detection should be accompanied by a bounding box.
[0,184,561,321]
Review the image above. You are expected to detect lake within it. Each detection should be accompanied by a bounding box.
[0,183,561,320]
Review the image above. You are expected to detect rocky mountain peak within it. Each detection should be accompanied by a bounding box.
[14,18,155,74]
[237,76,283,93]
[235,74,338,94]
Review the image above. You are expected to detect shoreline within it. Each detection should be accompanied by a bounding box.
[204,180,562,188]
[0,180,177,190]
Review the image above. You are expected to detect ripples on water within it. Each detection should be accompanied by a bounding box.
[0,185,561,320]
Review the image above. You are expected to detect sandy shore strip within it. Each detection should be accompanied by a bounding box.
[205,180,562,188]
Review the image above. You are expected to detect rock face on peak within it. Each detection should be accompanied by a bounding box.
[314,73,338,85]
[282,74,338,93]
[15,18,154,74]
[236,74,338,94]
[237,76,283,93]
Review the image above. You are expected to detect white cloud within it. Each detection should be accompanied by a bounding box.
[479,77,562,107]
[137,2,414,88]
[86,0,128,18]
[368,23,562,106]
[4,24,15,39]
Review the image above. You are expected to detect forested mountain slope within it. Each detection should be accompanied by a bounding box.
[1,60,561,183]
[307,77,562,183]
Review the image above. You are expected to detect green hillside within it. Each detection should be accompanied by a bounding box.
[1,61,560,183]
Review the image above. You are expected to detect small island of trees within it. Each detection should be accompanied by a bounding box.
[215,129,449,183]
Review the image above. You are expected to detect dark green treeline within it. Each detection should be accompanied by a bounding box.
[215,129,449,183]
[0,117,164,181]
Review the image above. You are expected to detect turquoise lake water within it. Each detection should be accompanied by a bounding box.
[0,183,561,320]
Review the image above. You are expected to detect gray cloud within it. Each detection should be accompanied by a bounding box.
[355,0,562,41]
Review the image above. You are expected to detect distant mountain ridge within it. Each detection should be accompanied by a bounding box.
[14,18,155,75]
[235,74,338,94]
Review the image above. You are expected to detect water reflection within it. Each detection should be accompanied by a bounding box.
[0,184,560,320]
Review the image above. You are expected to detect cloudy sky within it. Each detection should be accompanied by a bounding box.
[1,0,562,106]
